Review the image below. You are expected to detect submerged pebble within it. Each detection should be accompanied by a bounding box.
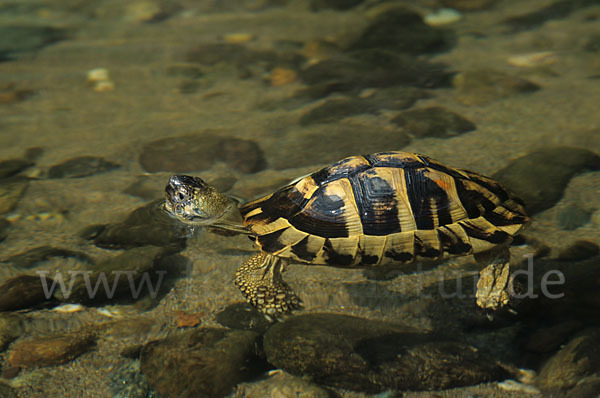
[557,240,600,262]
[507,51,557,68]
[424,8,462,26]
[392,106,476,138]
[2,245,93,269]
[47,156,120,178]
[0,275,54,311]
[453,69,539,106]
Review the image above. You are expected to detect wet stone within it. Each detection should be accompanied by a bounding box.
[0,158,33,178]
[557,204,591,230]
[89,200,188,250]
[391,106,476,138]
[524,320,582,353]
[0,275,54,311]
[140,327,268,398]
[2,245,93,269]
[309,0,364,11]
[0,176,29,215]
[299,98,372,126]
[263,313,508,393]
[345,7,452,55]
[557,240,600,262]
[47,156,120,178]
[8,329,96,368]
[503,0,599,33]
[236,370,333,398]
[492,147,600,215]
[268,124,411,170]
[0,25,67,61]
[54,246,173,304]
[453,69,540,106]
[214,303,271,334]
[0,314,23,351]
[139,133,266,174]
[536,328,600,394]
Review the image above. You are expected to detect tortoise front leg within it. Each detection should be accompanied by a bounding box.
[475,246,512,311]
[234,253,302,316]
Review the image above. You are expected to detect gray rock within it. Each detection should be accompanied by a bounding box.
[47,156,120,178]
[453,69,539,106]
[140,328,268,398]
[0,275,54,311]
[1,245,93,269]
[537,328,600,394]
[0,25,67,61]
[557,204,591,230]
[139,133,266,174]
[346,8,451,55]
[268,124,411,170]
[89,200,188,250]
[492,147,600,215]
[263,313,508,393]
[0,158,33,178]
[54,246,171,304]
[214,303,271,334]
[392,106,476,138]
[0,176,29,214]
[0,313,23,351]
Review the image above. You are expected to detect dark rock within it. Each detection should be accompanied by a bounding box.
[440,0,497,11]
[268,124,410,169]
[364,86,428,111]
[0,314,23,350]
[300,51,451,95]
[7,328,96,367]
[120,345,144,359]
[346,8,451,55]
[557,204,591,230]
[47,156,120,178]
[453,69,540,106]
[0,159,33,178]
[1,366,20,380]
[557,240,600,262]
[90,200,188,250]
[537,328,600,394]
[503,0,600,33]
[0,25,67,61]
[2,245,93,269]
[524,321,582,353]
[140,327,268,398]
[310,0,364,11]
[0,382,17,398]
[218,138,267,173]
[392,106,476,138]
[0,275,55,311]
[299,98,372,126]
[54,246,174,304]
[0,218,9,243]
[139,133,266,174]
[214,303,271,333]
[0,176,29,214]
[263,313,508,393]
[492,147,600,215]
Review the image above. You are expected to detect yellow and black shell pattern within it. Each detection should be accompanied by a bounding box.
[239,152,530,267]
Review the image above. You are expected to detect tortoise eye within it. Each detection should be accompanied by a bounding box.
[177,192,185,201]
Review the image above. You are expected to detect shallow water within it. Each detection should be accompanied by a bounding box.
[0,0,599,397]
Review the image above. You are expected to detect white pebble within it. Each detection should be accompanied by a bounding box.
[498,379,541,394]
[508,51,557,67]
[424,8,462,26]
[51,303,85,313]
[86,68,110,83]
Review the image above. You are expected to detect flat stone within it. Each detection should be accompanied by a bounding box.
[345,7,451,55]
[492,147,600,215]
[0,158,33,178]
[140,327,268,398]
[537,328,600,393]
[89,200,188,250]
[47,156,120,178]
[392,106,476,138]
[0,177,29,214]
[453,69,539,106]
[214,303,271,334]
[267,124,411,170]
[8,328,96,367]
[557,204,591,230]
[263,313,508,392]
[299,98,372,126]
[0,25,66,61]
[0,275,54,311]
[557,240,600,262]
[139,133,266,174]
[0,314,23,351]
[2,245,93,269]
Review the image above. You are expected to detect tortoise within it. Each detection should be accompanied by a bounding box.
[164,151,530,316]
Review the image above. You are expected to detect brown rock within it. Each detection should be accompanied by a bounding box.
[8,329,96,367]
[0,275,52,311]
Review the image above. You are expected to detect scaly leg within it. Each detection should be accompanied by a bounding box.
[234,253,302,316]
[475,246,512,311]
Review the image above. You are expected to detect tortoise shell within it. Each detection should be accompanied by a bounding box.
[239,152,530,267]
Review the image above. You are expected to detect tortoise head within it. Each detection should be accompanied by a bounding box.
[165,175,233,225]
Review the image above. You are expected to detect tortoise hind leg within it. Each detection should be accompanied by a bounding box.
[234,253,302,316]
[475,246,512,311]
